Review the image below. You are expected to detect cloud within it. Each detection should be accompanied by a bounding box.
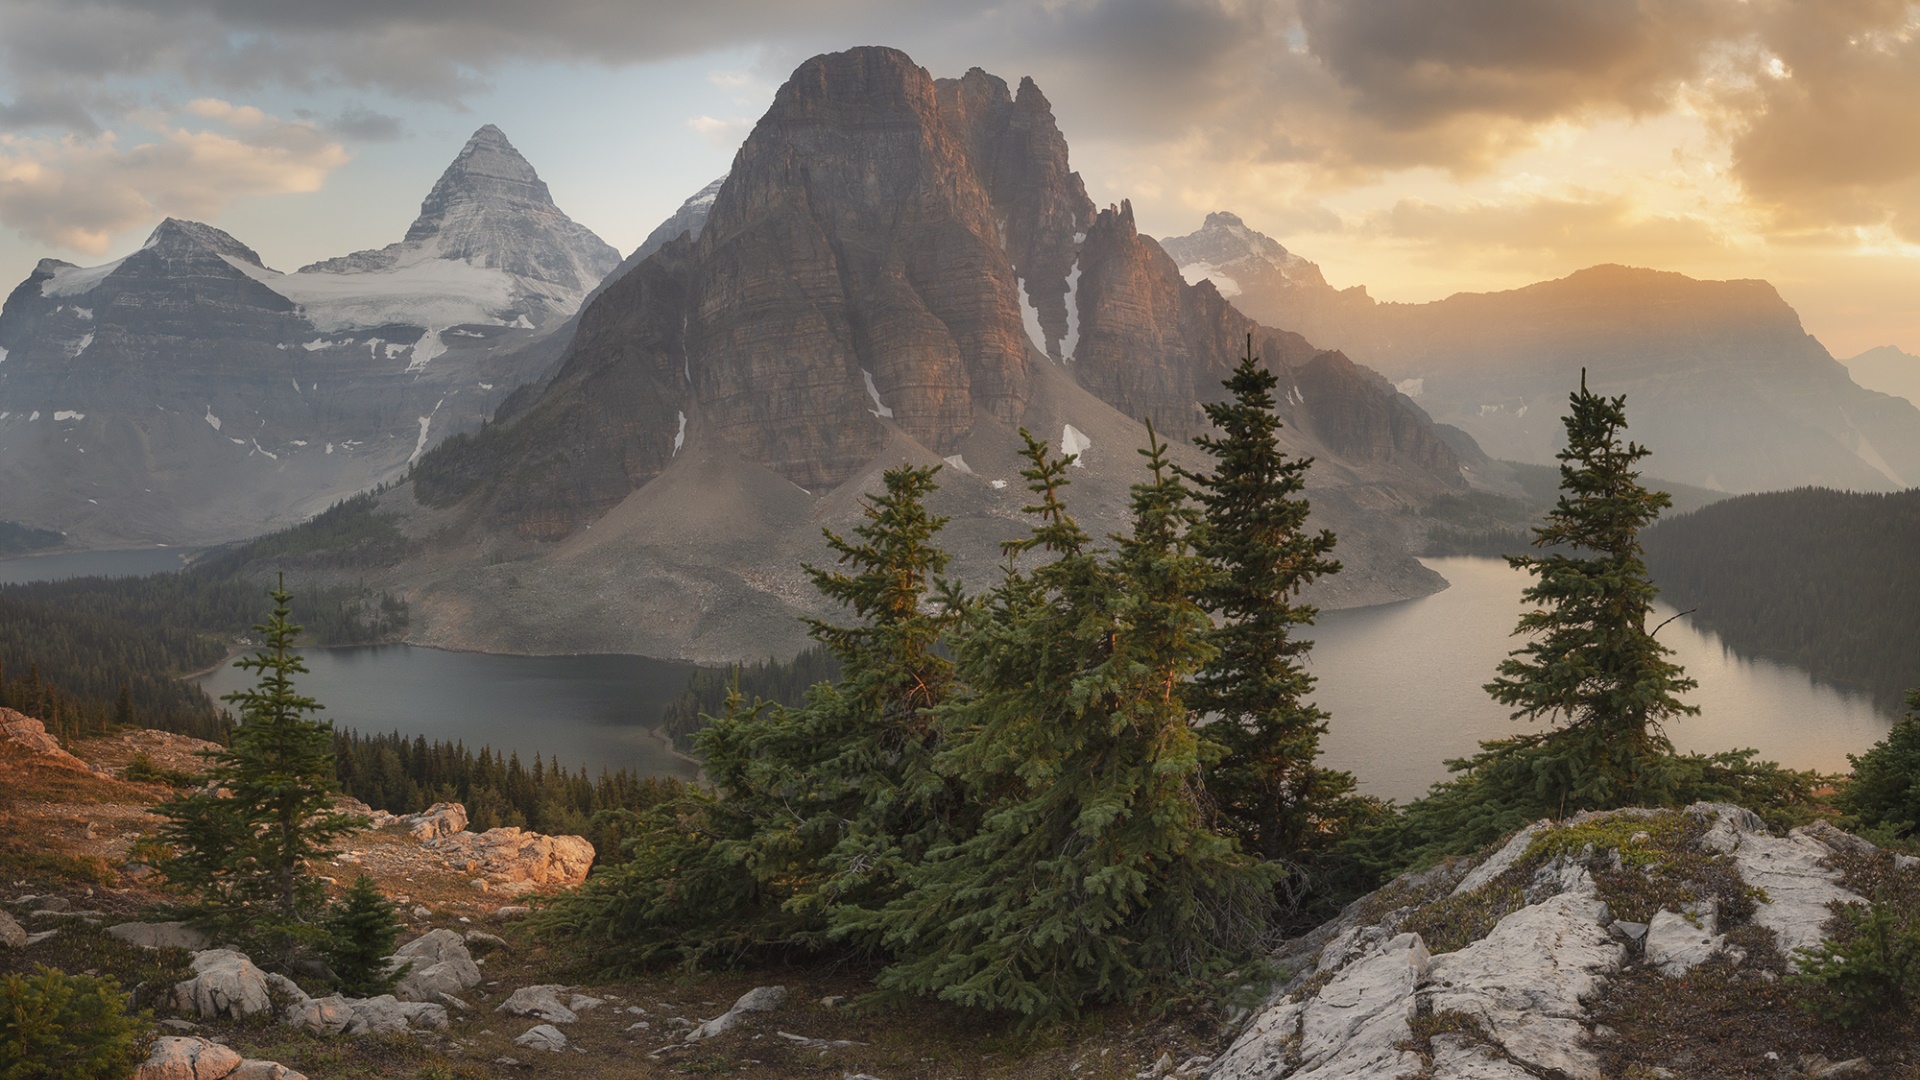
[327,105,405,141]
[0,102,348,252]
[686,114,752,150]
[1367,190,1733,272]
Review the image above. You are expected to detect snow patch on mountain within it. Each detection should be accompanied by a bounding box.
[1062,259,1081,361]
[204,408,221,431]
[1396,378,1424,398]
[862,369,894,419]
[227,250,518,334]
[53,410,83,421]
[672,411,687,456]
[40,258,126,298]
[1016,276,1049,357]
[1060,423,1090,466]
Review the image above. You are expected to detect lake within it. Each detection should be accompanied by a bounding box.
[1310,557,1893,801]
[0,547,197,584]
[191,556,1896,801]
[197,647,705,781]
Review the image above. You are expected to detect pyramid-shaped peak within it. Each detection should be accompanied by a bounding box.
[1204,211,1246,229]
[404,125,554,244]
[142,218,265,267]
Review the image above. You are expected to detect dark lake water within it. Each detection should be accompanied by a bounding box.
[197,646,705,781]
[189,556,1894,801]
[0,547,196,584]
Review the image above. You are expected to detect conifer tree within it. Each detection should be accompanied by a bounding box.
[156,578,362,967]
[873,429,1278,1022]
[1183,334,1351,866]
[321,875,407,996]
[1485,372,1696,809]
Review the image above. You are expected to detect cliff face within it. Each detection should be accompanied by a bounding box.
[383,47,1471,660]
[422,46,1462,545]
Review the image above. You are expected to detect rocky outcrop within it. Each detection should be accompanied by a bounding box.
[284,993,449,1036]
[1210,804,1891,1080]
[422,825,595,887]
[0,909,25,950]
[402,802,469,840]
[0,708,90,771]
[497,984,579,1024]
[107,920,212,951]
[133,1038,307,1080]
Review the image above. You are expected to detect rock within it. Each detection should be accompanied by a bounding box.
[131,1036,243,1080]
[402,801,469,840]
[685,985,789,1042]
[1450,822,1550,897]
[496,984,579,1024]
[173,949,272,1020]
[284,995,354,1035]
[0,708,91,771]
[388,928,481,1003]
[23,930,57,945]
[491,905,531,920]
[107,921,213,951]
[1429,1034,1540,1079]
[425,827,595,886]
[344,994,449,1035]
[1645,903,1726,976]
[1688,802,1865,969]
[1609,920,1648,944]
[1212,932,1428,1079]
[1423,874,1621,1080]
[27,895,68,913]
[514,1024,568,1052]
[0,910,24,950]
[463,930,509,950]
[157,1019,199,1033]
[568,993,604,1011]
[262,972,309,1005]
[1814,1059,1872,1078]
[228,1063,307,1080]
[1790,820,1878,856]
[1896,854,1918,872]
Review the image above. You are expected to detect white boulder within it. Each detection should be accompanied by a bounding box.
[686,985,789,1042]
[388,928,481,1002]
[514,1024,569,1052]
[496,983,579,1024]
[173,949,272,1020]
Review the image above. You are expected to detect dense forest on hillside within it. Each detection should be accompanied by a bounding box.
[0,520,64,556]
[333,730,688,865]
[1419,462,1732,558]
[0,494,414,746]
[1642,486,1920,710]
[656,644,839,749]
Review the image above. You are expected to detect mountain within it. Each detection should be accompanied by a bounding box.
[1843,344,1920,408]
[1157,214,1920,494]
[0,126,619,546]
[349,47,1473,663]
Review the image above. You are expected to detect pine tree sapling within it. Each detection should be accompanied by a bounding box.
[322,875,408,996]
[1838,690,1920,841]
[1183,333,1353,871]
[0,966,145,1080]
[1792,898,1920,1028]
[1484,372,1697,811]
[155,578,363,967]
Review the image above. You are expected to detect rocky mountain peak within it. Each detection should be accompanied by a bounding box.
[142,218,267,268]
[404,125,554,244]
[1157,210,1327,302]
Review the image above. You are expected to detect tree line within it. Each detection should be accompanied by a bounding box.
[1642,486,1920,712]
[331,729,688,863]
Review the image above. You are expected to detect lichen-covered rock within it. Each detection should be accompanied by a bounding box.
[1211,933,1426,1079]
[173,949,272,1020]
[1644,903,1727,976]
[343,994,448,1035]
[284,995,354,1035]
[1689,801,1865,969]
[132,1036,244,1080]
[388,928,481,1002]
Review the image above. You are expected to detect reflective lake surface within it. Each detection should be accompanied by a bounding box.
[190,556,1894,800]
[197,646,704,781]
[1310,557,1893,802]
[0,547,196,584]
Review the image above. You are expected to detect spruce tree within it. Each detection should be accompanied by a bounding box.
[1183,334,1352,867]
[156,578,362,967]
[321,875,407,996]
[873,429,1278,1022]
[1484,372,1696,810]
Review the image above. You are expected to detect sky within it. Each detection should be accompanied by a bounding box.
[2,0,1919,359]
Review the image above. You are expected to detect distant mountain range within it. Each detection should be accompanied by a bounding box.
[1159,214,1920,495]
[343,47,1472,662]
[1842,345,1920,409]
[0,125,619,545]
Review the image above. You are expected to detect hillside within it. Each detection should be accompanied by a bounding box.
[1642,486,1920,711]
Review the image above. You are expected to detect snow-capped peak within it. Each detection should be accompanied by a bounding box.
[1157,210,1331,298]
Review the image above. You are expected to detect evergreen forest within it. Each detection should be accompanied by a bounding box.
[1643,486,1920,711]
